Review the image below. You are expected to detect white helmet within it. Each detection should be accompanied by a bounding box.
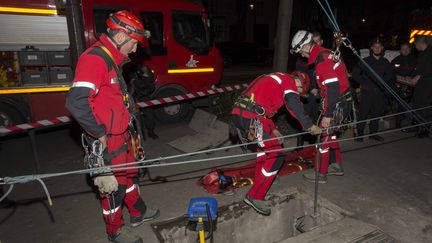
[290,30,313,54]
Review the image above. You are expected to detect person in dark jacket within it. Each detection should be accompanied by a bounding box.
[352,38,393,142]
[409,35,432,137]
[129,65,159,139]
[391,43,417,128]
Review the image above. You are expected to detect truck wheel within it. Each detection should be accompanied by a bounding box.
[153,86,193,123]
[0,103,25,127]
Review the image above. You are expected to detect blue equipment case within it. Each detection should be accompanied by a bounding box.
[187,197,218,222]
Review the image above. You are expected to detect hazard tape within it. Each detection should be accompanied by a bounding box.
[0,116,72,135]
[0,84,248,136]
[409,29,432,43]
[135,84,247,108]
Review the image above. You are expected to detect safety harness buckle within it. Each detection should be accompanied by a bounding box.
[235,96,266,117]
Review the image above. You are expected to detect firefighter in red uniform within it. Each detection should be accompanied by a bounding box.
[291,30,351,184]
[231,71,322,215]
[66,11,158,243]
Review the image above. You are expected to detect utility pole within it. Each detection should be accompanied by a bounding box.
[273,0,294,72]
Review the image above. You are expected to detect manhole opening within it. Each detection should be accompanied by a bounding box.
[151,189,344,243]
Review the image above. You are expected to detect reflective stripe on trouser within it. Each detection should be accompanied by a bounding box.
[247,118,285,200]
[315,131,341,174]
[101,133,147,238]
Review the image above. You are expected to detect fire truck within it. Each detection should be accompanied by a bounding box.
[408,8,432,44]
[0,0,223,127]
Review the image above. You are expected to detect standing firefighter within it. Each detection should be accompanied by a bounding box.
[66,10,159,243]
[290,30,352,184]
[231,71,322,216]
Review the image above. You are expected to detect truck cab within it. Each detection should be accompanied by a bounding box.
[0,0,223,125]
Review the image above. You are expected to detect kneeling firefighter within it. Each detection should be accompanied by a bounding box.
[66,10,159,243]
[230,71,322,216]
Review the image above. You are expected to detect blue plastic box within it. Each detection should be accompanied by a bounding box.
[187,197,218,222]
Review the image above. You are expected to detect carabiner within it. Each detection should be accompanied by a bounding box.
[92,140,103,156]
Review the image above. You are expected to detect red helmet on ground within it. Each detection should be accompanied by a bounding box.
[106,10,148,42]
[291,70,310,96]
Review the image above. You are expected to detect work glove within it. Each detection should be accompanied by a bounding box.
[307,125,322,135]
[93,174,118,194]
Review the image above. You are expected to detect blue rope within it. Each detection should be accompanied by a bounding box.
[315,0,339,31]
[324,0,341,31]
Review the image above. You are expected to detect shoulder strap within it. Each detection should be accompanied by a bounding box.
[88,46,115,72]
[90,45,130,97]
[92,45,146,156]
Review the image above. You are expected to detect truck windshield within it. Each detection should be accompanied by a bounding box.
[172,11,210,55]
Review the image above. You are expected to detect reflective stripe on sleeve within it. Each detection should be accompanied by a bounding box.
[72,81,98,93]
[269,74,282,84]
[322,78,338,85]
[284,89,299,95]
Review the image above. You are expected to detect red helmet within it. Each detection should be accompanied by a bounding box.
[106,10,147,42]
[291,71,310,96]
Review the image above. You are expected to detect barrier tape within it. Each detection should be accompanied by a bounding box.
[0,84,248,136]
[135,84,247,108]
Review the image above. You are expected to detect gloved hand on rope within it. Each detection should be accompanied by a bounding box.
[307,125,322,135]
[93,173,118,194]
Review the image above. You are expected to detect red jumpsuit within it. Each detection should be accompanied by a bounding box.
[231,73,313,200]
[66,34,147,238]
[307,45,350,174]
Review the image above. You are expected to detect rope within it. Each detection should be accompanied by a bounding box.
[0,184,13,203]
[316,0,340,32]
[1,109,431,204]
[349,47,426,127]
[324,0,341,31]
[1,106,431,181]
[100,121,432,172]
[2,0,427,205]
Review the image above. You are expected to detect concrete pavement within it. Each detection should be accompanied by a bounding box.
[0,122,431,242]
